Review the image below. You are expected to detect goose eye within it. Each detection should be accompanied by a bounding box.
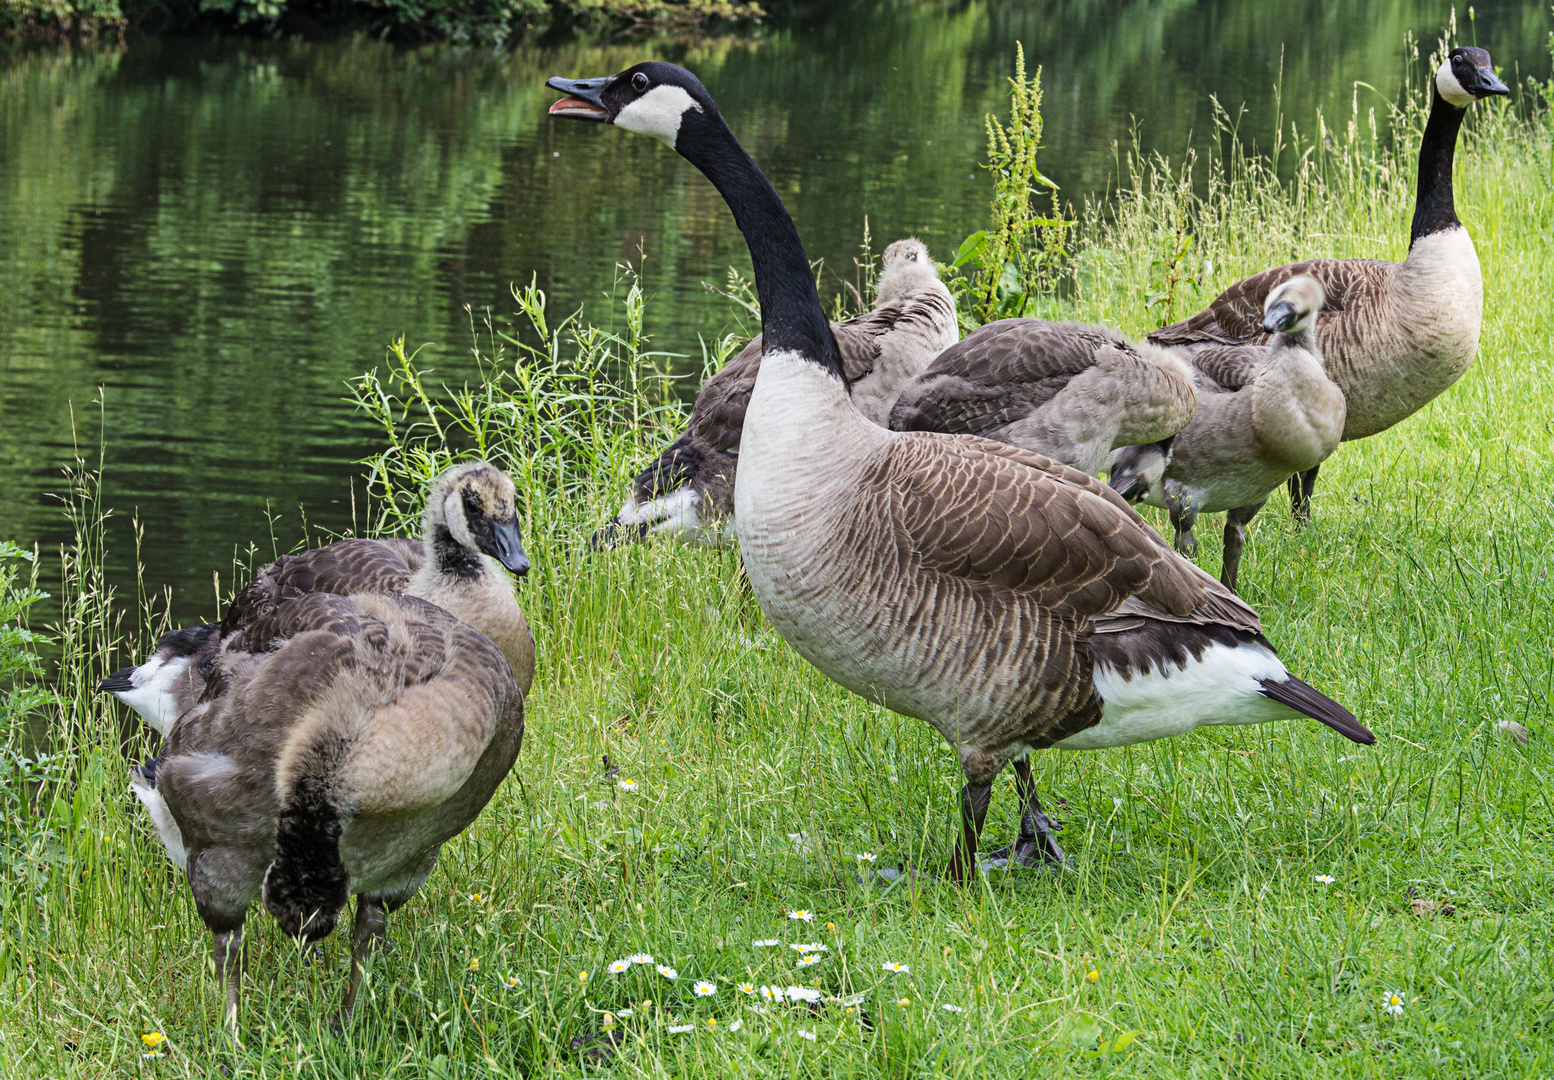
[631,72,649,93]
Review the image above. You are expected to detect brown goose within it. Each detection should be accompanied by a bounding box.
[889,318,1196,477]
[1111,276,1346,591]
[101,461,535,733]
[593,238,957,547]
[1150,46,1508,522]
[126,591,523,1032]
[548,62,1373,881]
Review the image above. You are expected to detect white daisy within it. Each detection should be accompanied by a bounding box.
[615,1008,634,1018]
[693,981,717,997]
[1382,990,1406,1016]
[758,985,782,1002]
[656,964,678,980]
[668,1024,694,1034]
[855,853,877,863]
[785,986,822,1004]
[753,939,780,948]
[791,943,827,953]
[607,959,631,975]
[882,961,910,974]
[1314,874,1336,884]
[737,982,755,995]
[727,1019,743,1032]
[628,953,654,965]
[796,1029,817,1042]
[941,1003,965,1013]
[788,910,816,923]
[796,954,822,968]
[618,778,639,792]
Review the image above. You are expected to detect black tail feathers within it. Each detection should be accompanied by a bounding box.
[262,758,351,943]
[98,667,136,694]
[1259,676,1374,745]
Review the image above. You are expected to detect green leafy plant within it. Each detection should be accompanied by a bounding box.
[948,43,1071,330]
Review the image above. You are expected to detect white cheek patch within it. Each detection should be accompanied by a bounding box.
[1436,62,1474,107]
[614,86,702,148]
[444,491,476,550]
[115,655,192,738]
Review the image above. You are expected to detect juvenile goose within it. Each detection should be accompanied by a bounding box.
[1150,46,1508,521]
[889,318,1197,477]
[127,591,524,1031]
[592,238,958,547]
[102,461,535,729]
[1111,277,1345,592]
[549,62,1372,880]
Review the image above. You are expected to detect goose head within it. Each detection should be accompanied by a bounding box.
[876,239,941,305]
[1435,47,1509,108]
[1260,275,1326,337]
[548,62,717,150]
[424,461,529,577]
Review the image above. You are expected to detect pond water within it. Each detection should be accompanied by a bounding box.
[1,1,1548,623]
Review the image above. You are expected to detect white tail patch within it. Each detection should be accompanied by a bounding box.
[1058,640,1296,750]
[130,777,188,871]
[112,656,193,738]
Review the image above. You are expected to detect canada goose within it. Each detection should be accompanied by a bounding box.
[889,318,1197,476]
[125,591,523,1031]
[1150,46,1508,522]
[592,238,957,547]
[1111,276,1345,592]
[102,461,535,729]
[549,62,1373,881]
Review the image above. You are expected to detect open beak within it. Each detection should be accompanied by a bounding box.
[547,76,613,121]
[1261,300,1297,334]
[485,519,530,576]
[1470,66,1510,98]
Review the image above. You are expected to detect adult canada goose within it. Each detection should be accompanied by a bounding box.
[593,238,957,547]
[101,461,535,732]
[889,318,1197,477]
[1110,276,1345,591]
[549,62,1372,880]
[1150,46,1509,522]
[125,591,523,1031]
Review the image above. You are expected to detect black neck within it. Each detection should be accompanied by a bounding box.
[433,525,483,580]
[675,109,846,383]
[1410,89,1467,247]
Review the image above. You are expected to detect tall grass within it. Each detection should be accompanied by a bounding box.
[4,31,1553,1079]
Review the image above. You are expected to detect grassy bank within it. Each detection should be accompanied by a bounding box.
[4,34,1554,1079]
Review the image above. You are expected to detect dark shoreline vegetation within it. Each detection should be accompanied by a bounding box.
[1,0,766,44]
[2,22,1553,1079]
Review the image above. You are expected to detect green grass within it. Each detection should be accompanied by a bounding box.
[4,41,1554,1080]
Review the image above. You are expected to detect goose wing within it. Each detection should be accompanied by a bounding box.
[889,320,1127,436]
[884,433,1206,621]
[1150,258,1391,347]
[221,538,419,637]
[1183,343,1266,393]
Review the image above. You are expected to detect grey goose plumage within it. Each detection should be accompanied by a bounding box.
[889,317,1197,477]
[549,62,1373,881]
[593,238,957,547]
[1150,46,1509,522]
[1111,276,1346,591]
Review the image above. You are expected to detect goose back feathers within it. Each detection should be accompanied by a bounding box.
[889,319,1196,475]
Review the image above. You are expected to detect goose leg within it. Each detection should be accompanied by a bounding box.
[1288,465,1319,526]
[1220,499,1268,593]
[337,897,388,1027]
[946,781,993,884]
[211,925,245,1039]
[983,757,1065,868]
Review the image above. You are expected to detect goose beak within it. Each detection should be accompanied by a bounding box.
[1469,66,1510,98]
[547,76,613,121]
[1261,301,1297,334]
[1108,470,1150,503]
[485,520,530,576]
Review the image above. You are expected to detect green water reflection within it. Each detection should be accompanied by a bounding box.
[0,1,1547,619]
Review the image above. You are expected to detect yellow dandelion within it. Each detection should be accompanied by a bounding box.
[1086,969,1099,983]
[897,997,911,1007]
[578,970,590,985]
[468,958,481,971]
[140,1032,167,1050]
